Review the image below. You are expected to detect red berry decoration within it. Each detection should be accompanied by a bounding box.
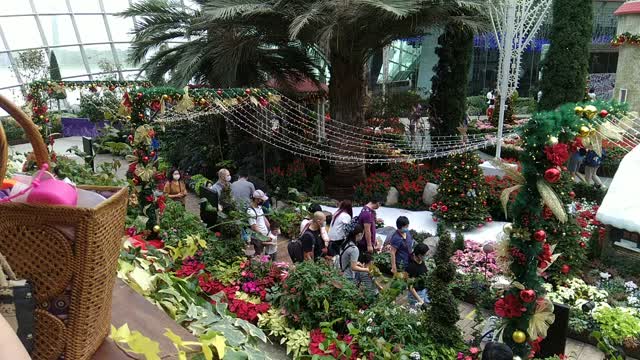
[461,162,465,166]
[561,264,571,274]
[599,109,609,118]
[569,191,575,198]
[245,88,251,95]
[127,135,134,142]
[544,168,561,183]
[150,151,156,157]
[579,241,586,248]
[460,193,465,198]
[430,203,438,211]
[482,200,487,206]
[472,182,477,188]
[487,217,493,222]
[520,289,536,303]
[472,169,478,175]
[441,205,448,212]
[143,156,149,163]
[533,229,547,242]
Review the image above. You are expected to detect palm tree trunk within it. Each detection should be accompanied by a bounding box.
[326,53,367,199]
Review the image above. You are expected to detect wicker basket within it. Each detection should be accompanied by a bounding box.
[0,94,128,360]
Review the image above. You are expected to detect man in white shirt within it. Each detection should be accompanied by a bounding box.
[247,190,270,256]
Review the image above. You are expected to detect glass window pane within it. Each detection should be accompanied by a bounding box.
[84,44,117,77]
[0,53,20,87]
[1,17,43,50]
[74,15,108,43]
[68,0,101,13]
[123,70,143,80]
[103,0,131,13]
[40,15,78,46]
[0,2,32,16]
[32,0,68,14]
[106,16,135,42]
[54,46,87,77]
[114,44,135,69]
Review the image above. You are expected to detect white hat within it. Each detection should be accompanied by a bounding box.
[252,190,268,201]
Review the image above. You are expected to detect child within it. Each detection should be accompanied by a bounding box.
[263,221,280,261]
[584,149,606,189]
[354,252,383,297]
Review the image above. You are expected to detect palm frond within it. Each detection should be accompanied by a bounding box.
[355,0,421,18]
[201,0,270,20]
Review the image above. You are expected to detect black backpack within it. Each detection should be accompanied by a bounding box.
[288,229,313,263]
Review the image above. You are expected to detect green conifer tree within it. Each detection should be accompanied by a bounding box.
[429,22,473,135]
[433,152,490,230]
[538,0,593,110]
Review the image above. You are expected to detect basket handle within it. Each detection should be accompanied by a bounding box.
[0,94,50,183]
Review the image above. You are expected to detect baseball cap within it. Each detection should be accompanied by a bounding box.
[252,190,269,201]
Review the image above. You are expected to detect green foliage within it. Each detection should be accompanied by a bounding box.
[466,95,488,116]
[454,232,464,251]
[592,331,625,360]
[593,307,640,346]
[201,233,246,267]
[424,230,463,348]
[366,91,424,118]
[1,117,25,142]
[14,49,48,84]
[278,261,365,329]
[573,182,607,204]
[78,91,121,122]
[52,151,124,187]
[372,252,392,276]
[601,246,640,278]
[433,152,489,230]
[538,0,593,110]
[266,206,305,240]
[310,174,325,196]
[49,51,62,82]
[601,145,626,177]
[159,200,207,247]
[404,340,459,360]
[189,174,213,197]
[429,23,473,135]
[490,94,516,126]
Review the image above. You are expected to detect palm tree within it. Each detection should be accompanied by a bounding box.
[120,0,321,87]
[125,0,487,196]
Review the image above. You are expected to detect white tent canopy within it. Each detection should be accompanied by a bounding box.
[596,145,640,233]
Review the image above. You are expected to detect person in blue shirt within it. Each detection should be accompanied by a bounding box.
[584,149,606,188]
[390,216,414,274]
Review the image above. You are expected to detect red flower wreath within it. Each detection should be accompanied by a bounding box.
[494,294,526,318]
[544,143,570,166]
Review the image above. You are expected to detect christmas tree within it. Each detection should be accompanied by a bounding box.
[423,228,463,348]
[431,152,490,231]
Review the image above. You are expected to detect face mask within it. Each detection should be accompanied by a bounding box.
[402,227,410,234]
[273,230,281,236]
[225,175,232,182]
[173,174,180,181]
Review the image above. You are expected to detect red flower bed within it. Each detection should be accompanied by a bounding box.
[309,329,359,360]
[176,257,205,278]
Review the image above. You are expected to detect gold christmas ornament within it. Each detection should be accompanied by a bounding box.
[574,106,584,115]
[153,225,161,233]
[503,224,513,234]
[583,105,598,120]
[512,330,527,344]
[579,126,590,137]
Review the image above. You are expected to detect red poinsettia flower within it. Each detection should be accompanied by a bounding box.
[495,294,526,318]
[544,143,570,166]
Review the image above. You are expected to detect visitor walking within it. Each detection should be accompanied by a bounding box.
[335,224,369,280]
[231,171,255,207]
[584,149,606,188]
[327,200,353,256]
[301,211,327,261]
[568,146,587,182]
[300,203,330,248]
[390,216,414,274]
[354,252,383,297]
[163,169,187,205]
[264,221,280,262]
[211,168,231,197]
[588,88,597,101]
[247,190,270,256]
[406,243,431,308]
[358,197,382,254]
[486,89,496,118]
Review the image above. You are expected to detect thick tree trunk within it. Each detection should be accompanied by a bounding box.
[326,53,367,199]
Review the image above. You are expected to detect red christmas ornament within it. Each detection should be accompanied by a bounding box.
[472,182,477,188]
[477,224,484,228]
[533,229,547,242]
[569,191,576,198]
[599,109,609,118]
[473,169,478,175]
[519,289,536,303]
[460,193,465,198]
[544,168,561,183]
[441,205,448,212]
[216,89,223,96]
[482,200,487,206]
[579,241,586,248]
[245,88,251,95]
[461,162,465,166]
[127,135,134,142]
[150,151,156,157]
[430,203,438,211]
[487,217,493,222]
[561,264,571,274]
[143,156,150,163]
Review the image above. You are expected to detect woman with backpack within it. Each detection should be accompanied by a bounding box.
[335,224,370,281]
[327,200,353,256]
